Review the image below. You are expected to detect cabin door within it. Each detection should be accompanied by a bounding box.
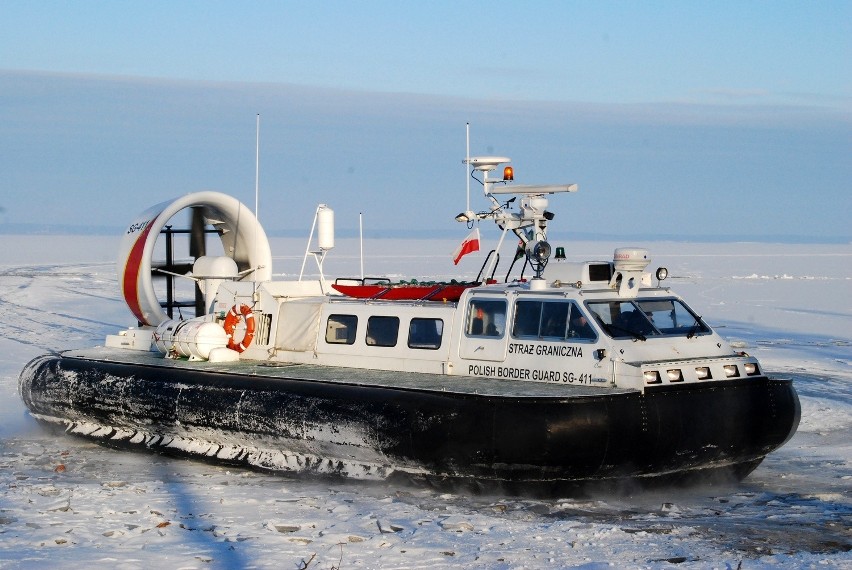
[459,297,509,361]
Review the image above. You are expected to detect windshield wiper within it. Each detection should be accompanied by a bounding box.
[686,318,705,339]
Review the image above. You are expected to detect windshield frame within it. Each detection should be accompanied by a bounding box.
[584,297,711,341]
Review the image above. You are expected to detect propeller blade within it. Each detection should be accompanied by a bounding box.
[189,207,208,317]
[189,206,207,258]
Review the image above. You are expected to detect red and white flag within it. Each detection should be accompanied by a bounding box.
[452,227,480,265]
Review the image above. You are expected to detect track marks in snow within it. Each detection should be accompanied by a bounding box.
[0,264,124,352]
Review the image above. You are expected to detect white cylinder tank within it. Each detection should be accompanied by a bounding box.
[154,319,229,361]
[613,248,650,272]
[317,205,335,250]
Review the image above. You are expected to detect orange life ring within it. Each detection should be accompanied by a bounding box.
[223,303,256,352]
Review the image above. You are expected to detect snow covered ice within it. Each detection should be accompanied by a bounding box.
[1,236,850,568]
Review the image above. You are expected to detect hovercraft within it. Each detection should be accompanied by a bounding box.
[18,149,800,489]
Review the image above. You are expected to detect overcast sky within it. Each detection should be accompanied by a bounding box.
[1,1,849,241]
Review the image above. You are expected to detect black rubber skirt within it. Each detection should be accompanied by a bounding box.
[19,353,800,485]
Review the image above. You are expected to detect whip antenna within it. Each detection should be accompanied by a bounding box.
[465,122,470,214]
[255,114,260,222]
[253,114,261,296]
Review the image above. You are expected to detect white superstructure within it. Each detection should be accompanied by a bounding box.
[106,156,762,395]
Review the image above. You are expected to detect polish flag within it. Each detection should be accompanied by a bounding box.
[452,228,480,265]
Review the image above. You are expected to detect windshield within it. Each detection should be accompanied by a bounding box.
[586,298,709,340]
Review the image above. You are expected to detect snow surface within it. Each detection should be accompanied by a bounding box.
[1,236,850,569]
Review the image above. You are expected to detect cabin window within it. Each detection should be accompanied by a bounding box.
[513,300,596,341]
[465,298,506,337]
[587,301,657,339]
[636,299,709,336]
[408,318,443,350]
[586,298,708,339]
[566,304,597,339]
[513,300,544,337]
[366,316,400,347]
[325,314,357,345]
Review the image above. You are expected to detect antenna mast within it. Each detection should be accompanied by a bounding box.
[255,114,260,221]
[253,114,261,294]
[465,123,470,214]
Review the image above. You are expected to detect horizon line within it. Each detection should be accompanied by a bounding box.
[0,223,849,245]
